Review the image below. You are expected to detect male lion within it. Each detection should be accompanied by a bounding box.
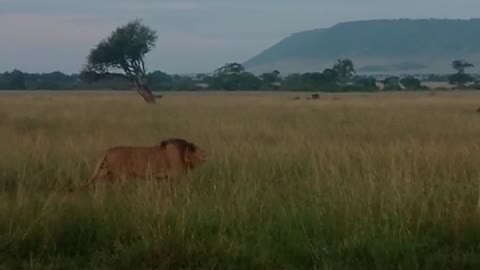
[82,138,205,188]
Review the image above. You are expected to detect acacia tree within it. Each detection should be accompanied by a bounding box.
[80,19,158,103]
[214,63,245,75]
[333,59,355,80]
[451,60,474,74]
[449,60,475,88]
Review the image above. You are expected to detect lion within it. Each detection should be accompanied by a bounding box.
[80,138,205,189]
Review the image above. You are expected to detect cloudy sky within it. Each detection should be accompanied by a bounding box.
[1,0,479,74]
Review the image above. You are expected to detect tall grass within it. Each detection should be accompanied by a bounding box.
[0,91,480,269]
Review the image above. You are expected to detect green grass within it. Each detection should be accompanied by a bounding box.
[0,91,480,269]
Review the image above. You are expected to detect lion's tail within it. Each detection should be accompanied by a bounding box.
[70,156,106,192]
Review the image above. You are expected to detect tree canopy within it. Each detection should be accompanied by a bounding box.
[449,60,475,88]
[214,63,245,75]
[400,76,422,90]
[451,60,474,74]
[332,59,356,80]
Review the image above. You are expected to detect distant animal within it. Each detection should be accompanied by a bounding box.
[153,94,163,99]
[289,96,300,100]
[312,94,320,100]
[82,138,206,188]
[476,107,480,113]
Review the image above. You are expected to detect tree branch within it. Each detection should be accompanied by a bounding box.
[129,58,143,76]
[140,58,146,74]
[120,59,135,77]
[102,72,131,80]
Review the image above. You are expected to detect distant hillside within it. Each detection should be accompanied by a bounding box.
[244,19,480,75]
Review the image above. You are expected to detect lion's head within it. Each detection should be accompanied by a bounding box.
[160,138,206,168]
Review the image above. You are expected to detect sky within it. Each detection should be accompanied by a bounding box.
[1,0,480,74]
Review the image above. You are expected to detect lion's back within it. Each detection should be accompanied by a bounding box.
[103,146,167,176]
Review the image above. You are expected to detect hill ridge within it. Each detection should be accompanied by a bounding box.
[244,18,480,75]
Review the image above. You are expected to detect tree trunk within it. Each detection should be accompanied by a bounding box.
[134,83,156,104]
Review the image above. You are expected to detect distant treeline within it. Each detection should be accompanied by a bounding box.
[0,63,478,92]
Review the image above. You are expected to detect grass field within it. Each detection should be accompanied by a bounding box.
[1,90,480,269]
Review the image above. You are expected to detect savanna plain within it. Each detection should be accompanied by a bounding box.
[1,90,480,269]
